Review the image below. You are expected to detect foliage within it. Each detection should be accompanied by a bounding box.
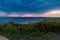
[0,20,60,40]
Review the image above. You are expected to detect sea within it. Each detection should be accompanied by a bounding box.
[0,17,56,24]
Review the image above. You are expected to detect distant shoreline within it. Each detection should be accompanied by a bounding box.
[0,17,60,24]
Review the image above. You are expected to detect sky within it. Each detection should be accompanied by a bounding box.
[0,0,60,17]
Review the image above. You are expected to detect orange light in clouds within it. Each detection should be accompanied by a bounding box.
[42,10,60,17]
[1,9,60,17]
[22,10,60,17]
[21,14,36,17]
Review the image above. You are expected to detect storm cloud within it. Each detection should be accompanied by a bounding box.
[0,0,60,17]
[0,0,60,13]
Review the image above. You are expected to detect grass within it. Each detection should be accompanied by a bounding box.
[0,19,60,40]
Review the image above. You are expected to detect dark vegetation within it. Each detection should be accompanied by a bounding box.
[0,19,60,40]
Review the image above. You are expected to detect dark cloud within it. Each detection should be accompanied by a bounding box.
[0,0,60,13]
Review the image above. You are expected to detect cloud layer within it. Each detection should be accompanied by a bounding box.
[0,0,60,13]
[0,9,60,17]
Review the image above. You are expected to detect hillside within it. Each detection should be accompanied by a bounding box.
[0,19,60,40]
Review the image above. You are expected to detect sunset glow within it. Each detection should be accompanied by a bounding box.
[6,9,60,17]
[0,9,60,17]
